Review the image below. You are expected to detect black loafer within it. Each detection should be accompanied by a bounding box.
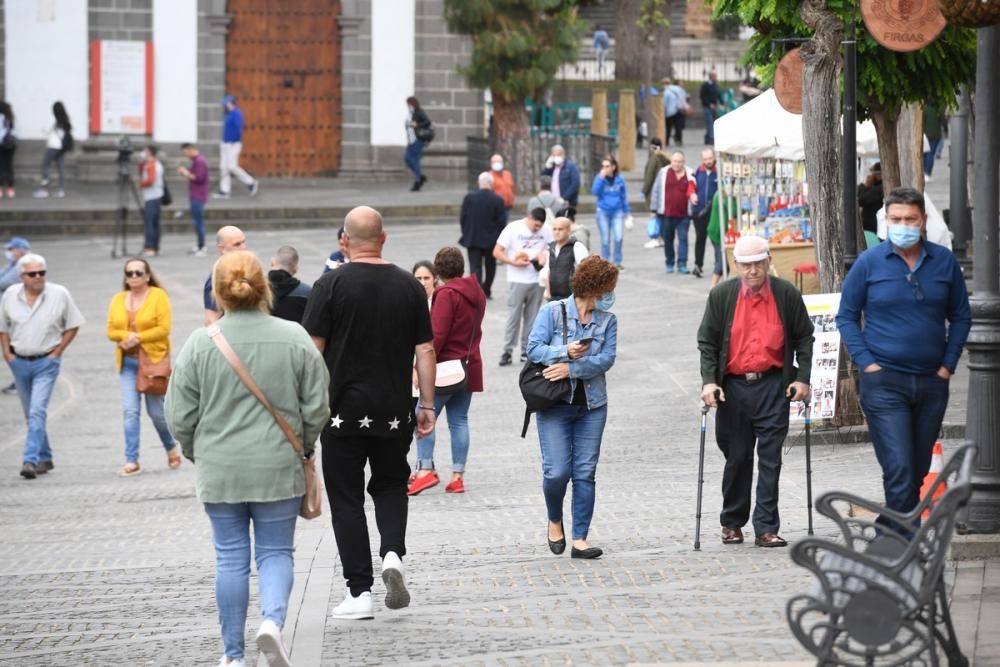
[571,546,603,559]
[547,521,566,555]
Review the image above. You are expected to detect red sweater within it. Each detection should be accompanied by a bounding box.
[430,275,487,392]
[660,168,695,217]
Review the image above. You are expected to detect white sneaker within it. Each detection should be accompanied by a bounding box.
[331,588,374,620]
[55,190,65,198]
[32,189,49,199]
[217,657,246,667]
[381,551,410,610]
[255,619,292,667]
[643,238,664,249]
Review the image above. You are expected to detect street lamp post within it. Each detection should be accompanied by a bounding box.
[841,21,858,273]
[948,89,971,273]
[963,24,1000,534]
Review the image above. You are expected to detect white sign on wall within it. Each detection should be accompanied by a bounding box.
[91,40,152,135]
[790,293,842,421]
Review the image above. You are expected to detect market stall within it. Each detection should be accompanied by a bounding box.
[713,90,881,293]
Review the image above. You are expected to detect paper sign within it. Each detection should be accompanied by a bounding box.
[791,293,842,421]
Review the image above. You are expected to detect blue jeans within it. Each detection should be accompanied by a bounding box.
[416,390,472,472]
[119,355,175,463]
[190,200,206,250]
[923,138,943,176]
[659,215,690,269]
[595,209,625,266]
[204,496,300,661]
[143,199,162,251]
[859,369,950,529]
[404,140,424,182]
[9,356,60,465]
[536,403,608,540]
[703,107,715,145]
[712,239,723,276]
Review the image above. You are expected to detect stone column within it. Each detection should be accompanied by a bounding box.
[963,24,1000,534]
[591,89,608,136]
[617,89,636,171]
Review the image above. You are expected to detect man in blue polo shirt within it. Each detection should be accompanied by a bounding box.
[836,187,971,530]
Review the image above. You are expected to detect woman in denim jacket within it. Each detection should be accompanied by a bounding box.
[526,256,619,559]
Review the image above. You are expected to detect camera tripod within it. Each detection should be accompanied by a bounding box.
[111,159,144,259]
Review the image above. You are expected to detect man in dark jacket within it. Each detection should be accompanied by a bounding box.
[459,172,507,299]
[699,71,722,145]
[541,144,581,207]
[691,148,719,278]
[857,162,883,235]
[697,235,814,548]
[268,245,311,323]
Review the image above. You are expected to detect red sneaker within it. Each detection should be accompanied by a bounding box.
[445,478,465,494]
[407,471,439,496]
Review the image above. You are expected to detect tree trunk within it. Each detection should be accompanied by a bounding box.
[651,6,673,81]
[896,103,920,189]
[799,0,844,293]
[492,92,535,196]
[870,104,901,192]
[615,0,642,81]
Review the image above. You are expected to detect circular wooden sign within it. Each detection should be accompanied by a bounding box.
[861,0,947,52]
[774,48,803,115]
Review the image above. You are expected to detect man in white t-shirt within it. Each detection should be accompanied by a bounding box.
[493,207,553,366]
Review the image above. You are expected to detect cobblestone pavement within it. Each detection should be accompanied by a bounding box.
[0,217,982,666]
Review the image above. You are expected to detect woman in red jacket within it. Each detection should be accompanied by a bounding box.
[408,247,486,496]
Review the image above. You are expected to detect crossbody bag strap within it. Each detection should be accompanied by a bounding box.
[206,324,305,459]
[561,301,568,345]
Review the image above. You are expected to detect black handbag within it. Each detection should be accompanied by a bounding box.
[518,301,571,437]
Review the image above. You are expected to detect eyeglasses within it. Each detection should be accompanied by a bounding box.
[23,270,46,278]
[905,272,924,302]
[124,270,146,278]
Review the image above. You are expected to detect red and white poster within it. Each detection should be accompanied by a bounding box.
[90,40,153,135]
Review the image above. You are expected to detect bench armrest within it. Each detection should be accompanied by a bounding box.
[815,490,915,546]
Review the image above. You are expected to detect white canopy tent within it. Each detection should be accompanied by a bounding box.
[713,89,880,159]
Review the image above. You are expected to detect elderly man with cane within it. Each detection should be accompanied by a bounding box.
[697,235,814,547]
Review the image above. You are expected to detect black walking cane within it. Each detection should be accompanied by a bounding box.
[694,389,720,551]
[789,388,816,536]
[804,398,814,536]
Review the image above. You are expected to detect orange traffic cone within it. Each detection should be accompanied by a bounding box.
[919,442,946,519]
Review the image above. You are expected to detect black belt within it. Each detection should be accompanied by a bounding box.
[12,349,55,361]
[726,368,780,384]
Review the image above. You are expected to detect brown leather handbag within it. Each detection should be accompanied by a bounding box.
[136,349,171,395]
[207,324,323,520]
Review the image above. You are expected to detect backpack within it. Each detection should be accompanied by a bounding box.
[415,123,435,144]
[161,180,173,207]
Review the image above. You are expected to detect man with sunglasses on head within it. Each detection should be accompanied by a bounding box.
[837,187,971,531]
[0,253,85,479]
[698,235,814,548]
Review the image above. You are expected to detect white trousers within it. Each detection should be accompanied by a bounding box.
[219,142,254,194]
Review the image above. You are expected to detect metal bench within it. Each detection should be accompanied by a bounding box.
[786,443,977,667]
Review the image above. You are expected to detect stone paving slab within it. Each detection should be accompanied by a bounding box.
[0,213,990,665]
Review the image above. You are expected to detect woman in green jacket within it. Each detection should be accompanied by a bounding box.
[166,251,329,667]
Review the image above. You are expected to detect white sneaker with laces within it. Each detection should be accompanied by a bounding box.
[331,588,374,620]
[32,189,49,199]
[643,238,664,249]
[217,657,246,667]
[256,619,291,667]
[381,551,410,610]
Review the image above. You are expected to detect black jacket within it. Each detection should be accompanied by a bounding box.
[697,277,814,387]
[268,270,312,324]
[459,188,507,249]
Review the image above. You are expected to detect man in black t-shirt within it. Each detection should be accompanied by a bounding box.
[303,206,436,620]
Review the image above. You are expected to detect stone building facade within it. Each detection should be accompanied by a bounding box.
[1,0,483,181]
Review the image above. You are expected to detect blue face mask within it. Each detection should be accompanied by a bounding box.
[887,224,921,249]
[4,250,12,263]
[595,291,616,311]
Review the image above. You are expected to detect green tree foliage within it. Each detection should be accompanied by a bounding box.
[444,0,586,190]
[713,0,976,188]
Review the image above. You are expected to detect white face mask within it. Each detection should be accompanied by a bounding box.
[553,156,564,166]
[491,161,504,172]
[4,250,13,263]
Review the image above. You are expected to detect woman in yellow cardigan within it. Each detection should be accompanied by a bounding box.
[106,258,179,476]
